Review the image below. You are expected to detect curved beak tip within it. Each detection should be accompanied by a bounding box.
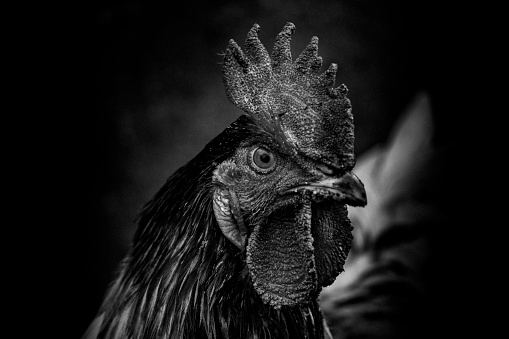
[336,172,367,207]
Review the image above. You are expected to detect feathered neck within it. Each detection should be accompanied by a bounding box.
[96,116,326,339]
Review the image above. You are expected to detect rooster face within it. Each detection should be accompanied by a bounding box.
[211,22,367,309]
[212,120,366,309]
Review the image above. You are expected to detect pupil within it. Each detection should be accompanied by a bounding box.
[260,153,271,163]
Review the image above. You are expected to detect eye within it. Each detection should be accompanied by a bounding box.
[251,147,276,172]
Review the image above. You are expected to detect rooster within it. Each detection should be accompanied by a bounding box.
[83,22,366,339]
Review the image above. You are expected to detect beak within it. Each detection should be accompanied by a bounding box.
[332,171,367,207]
[291,171,367,207]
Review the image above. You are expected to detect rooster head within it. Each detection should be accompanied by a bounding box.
[212,23,366,309]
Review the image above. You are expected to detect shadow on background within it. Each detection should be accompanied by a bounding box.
[32,1,489,337]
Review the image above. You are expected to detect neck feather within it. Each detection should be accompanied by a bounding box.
[96,117,326,339]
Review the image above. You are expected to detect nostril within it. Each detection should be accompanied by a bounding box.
[316,163,335,176]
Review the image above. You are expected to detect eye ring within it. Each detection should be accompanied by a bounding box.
[250,146,276,173]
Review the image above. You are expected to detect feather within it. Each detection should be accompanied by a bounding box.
[319,92,439,339]
[85,116,332,338]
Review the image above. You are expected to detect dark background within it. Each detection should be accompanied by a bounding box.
[24,1,492,337]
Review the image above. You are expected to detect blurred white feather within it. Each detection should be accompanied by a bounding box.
[320,92,441,338]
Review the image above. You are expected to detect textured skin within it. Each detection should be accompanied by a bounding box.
[247,200,317,308]
[222,23,355,171]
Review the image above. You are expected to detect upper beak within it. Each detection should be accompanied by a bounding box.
[291,171,367,207]
[332,171,367,207]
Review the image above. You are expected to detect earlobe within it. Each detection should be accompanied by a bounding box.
[212,188,247,251]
